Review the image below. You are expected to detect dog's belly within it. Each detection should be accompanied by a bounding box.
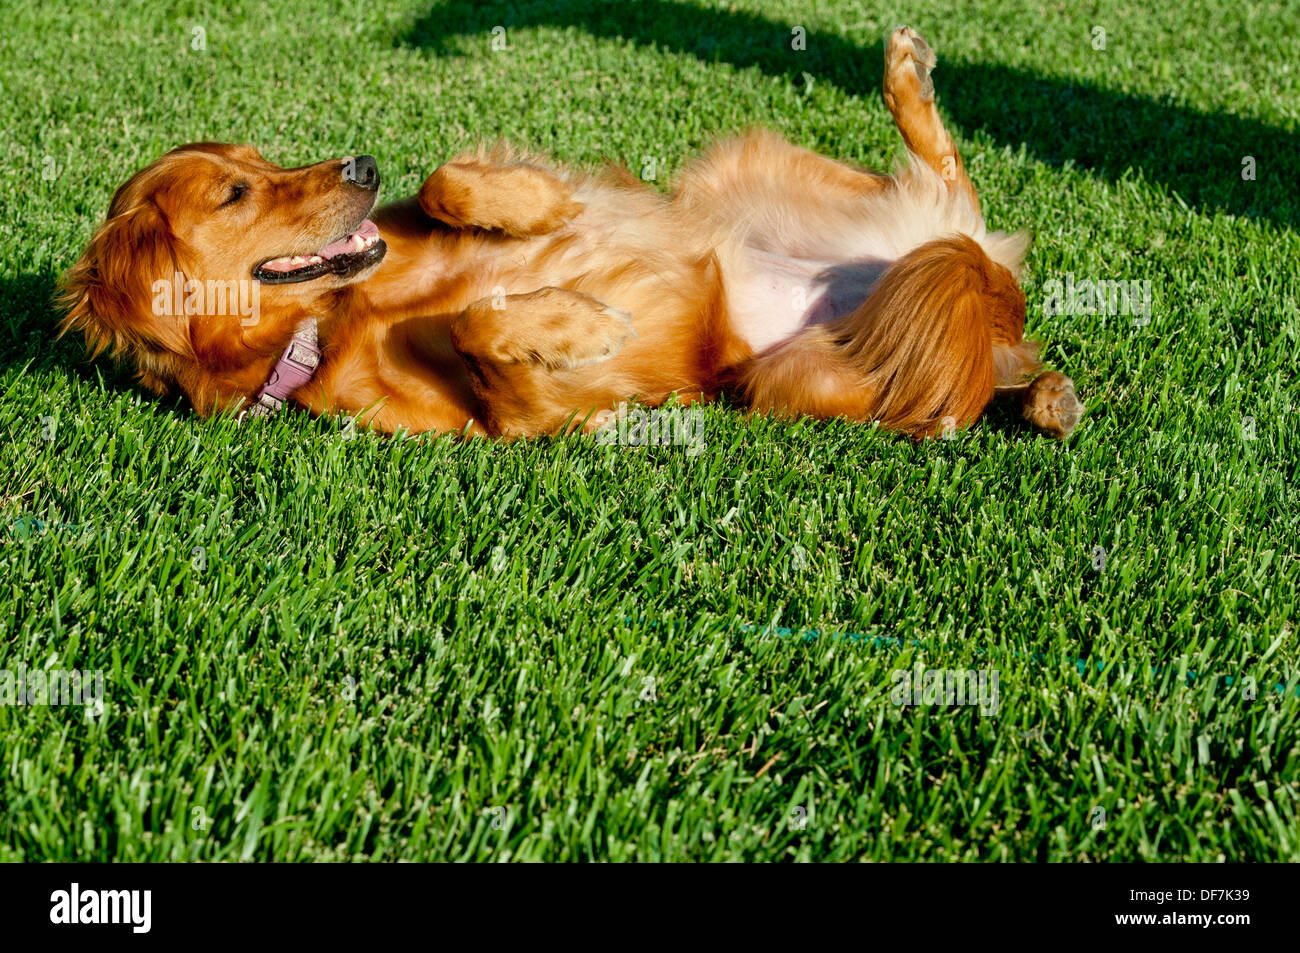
[725,248,892,353]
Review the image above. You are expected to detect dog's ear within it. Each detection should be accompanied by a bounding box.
[58,202,192,370]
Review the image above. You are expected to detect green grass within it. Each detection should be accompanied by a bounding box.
[1,0,1298,861]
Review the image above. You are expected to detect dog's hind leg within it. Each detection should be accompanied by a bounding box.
[671,129,893,249]
[882,26,981,217]
[994,368,1085,439]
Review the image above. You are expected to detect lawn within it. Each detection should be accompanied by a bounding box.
[0,0,1297,861]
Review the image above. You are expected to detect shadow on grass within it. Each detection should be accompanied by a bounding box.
[0,272,139,399]
[400,0,1298,230]
[1,273,72,370]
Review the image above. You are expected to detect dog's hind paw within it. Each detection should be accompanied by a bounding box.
[885,26,937,105]
[1022,371,1083,439]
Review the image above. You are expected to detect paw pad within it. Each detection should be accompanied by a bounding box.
[1022,371,1083,439]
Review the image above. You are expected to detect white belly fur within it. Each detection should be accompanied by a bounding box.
[720,157,1028,354]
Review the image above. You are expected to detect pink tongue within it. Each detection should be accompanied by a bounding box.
[318,219,379,259]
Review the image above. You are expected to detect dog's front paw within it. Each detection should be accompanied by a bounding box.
[494,288,635,370]
[1022,371,1083,438]
[421,160,584,237]
[885,26,937,106]
[555,304,635,369]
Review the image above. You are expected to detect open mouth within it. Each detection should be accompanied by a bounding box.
[253,220,387,284]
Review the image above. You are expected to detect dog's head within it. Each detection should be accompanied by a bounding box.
[58,143,387,414]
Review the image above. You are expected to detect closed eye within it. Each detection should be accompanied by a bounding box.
[219,182,250,208]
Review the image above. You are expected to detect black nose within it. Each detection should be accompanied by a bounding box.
[345,155,379,190]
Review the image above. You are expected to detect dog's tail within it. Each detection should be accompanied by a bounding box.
[737,235,1035,437]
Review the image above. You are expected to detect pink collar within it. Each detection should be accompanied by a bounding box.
[241,319,321,419]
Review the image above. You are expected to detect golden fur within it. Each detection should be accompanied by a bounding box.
[58,28,1081,441]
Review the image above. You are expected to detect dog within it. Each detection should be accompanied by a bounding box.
[58,27,1082,441]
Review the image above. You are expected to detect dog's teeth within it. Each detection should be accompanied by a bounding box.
[290,256,306,265]
[307,255,322,264]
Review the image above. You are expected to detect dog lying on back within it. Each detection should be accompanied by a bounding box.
[59,27,1082,440]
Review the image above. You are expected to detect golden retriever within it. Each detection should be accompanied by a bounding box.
[59,27,1082,441]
